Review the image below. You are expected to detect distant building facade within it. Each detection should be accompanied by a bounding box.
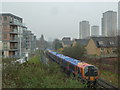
[102,10,117,36]
[91,25,99,36]
[79,20,90,39]
[39,34,46,50]
[22,29,36,56]
[72,39,89,47]
[62,37,72,48]
[85,36,117,56]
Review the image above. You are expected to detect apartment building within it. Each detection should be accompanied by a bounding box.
[91,25,99,36]
[22,29,36,57]
[0,13,37,58]
[0,13,22,58]
[79,20,90,39]
[102,10,117,36]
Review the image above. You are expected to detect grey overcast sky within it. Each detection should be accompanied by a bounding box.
[1,2,118,41]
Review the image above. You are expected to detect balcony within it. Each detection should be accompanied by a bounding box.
[10,46,18,49]
[10,29,18,34]
[9,21,26,27]
[10,37,19,42]
[9,46,18,51]
[9,44,18,51]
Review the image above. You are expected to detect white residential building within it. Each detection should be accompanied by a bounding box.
[102,10,117,36]
[91,25,99,36]
[79,20,90,39]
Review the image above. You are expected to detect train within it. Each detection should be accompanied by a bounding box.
[45,49,99,87]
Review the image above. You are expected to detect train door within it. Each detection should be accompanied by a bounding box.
[77,67,82,78]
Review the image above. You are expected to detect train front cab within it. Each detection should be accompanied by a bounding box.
[77,65,98,86]
[84,65,98,87]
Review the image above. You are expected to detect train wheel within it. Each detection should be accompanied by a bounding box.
[87,81,90,87]
[81,79,86,84]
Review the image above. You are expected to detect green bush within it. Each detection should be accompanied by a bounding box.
[62,44,86,59]
[2,53,86,88]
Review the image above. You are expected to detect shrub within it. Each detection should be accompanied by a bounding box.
[62,44,86,59]
[2,53,85,88]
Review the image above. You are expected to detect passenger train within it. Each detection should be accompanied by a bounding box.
[45,49,99,87]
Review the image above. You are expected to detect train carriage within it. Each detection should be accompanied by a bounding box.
[45,49,99,87]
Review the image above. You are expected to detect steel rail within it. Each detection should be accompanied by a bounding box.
[97,78,119,89]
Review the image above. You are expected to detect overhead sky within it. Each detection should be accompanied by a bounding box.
[1,1,118,41]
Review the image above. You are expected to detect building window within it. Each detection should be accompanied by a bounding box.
[3,25,8,30]
[109,41,114,45]
[4,34,7,39]
[98,41,104,45]
[4,16,7,21]
[10,17,12,21]
[0,17,2,21]
[3,43,7,49]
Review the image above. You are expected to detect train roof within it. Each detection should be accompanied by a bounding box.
[67,58,81,65]
[47,49,83,66]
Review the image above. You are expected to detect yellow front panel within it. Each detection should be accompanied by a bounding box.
[90,77,95,81]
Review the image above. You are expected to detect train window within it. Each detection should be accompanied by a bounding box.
[84,66,98,76]
[58,57,60,63]
[78,68,80,73]
[63,60,67,66]
[69,63,75,70]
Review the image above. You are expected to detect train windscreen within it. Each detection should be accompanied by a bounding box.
[84,66,98,76]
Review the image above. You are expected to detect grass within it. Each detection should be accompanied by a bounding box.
[81,59,118,87]
[100,70,118,87]
[2,52,86,88]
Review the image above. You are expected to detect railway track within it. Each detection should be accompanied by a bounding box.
[97,78,119,89]
[44,51,119,89]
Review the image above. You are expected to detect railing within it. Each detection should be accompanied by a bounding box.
[10,46,18,49]
[10,38,19,42]
[10,21,25,27]
[10,29,18,33]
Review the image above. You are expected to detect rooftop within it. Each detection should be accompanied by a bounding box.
[0,13,22,20]
[74,39,89,46]
[91,36,118,48]
[62,40,72,45]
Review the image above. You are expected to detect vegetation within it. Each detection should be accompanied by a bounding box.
[61,44,118,87]
[62,44,86,59]
[100,70,118,86]
[2,51,86,88]
[52,39,63,50]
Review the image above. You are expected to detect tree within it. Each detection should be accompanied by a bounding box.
[62,44,86,59]
[52,39,63,50]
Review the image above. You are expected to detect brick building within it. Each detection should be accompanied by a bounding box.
[0,13,23,58]
[0,13,36,58]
